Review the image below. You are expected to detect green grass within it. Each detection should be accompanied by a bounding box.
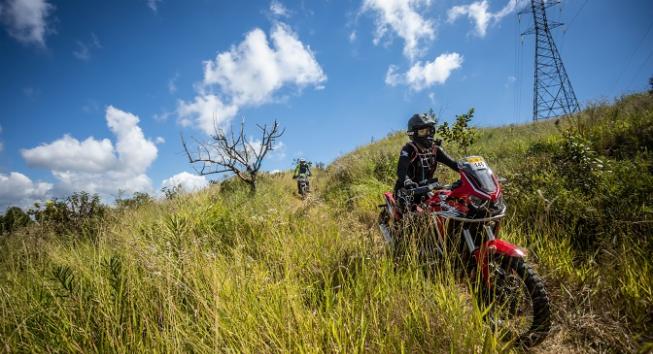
[1,94,652,353]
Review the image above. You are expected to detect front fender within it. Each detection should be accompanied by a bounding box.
[474,239,527,284]
[480,239,527,258]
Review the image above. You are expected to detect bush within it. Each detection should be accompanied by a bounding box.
[28,192,107,238]
[0,206,32,234]
[116,192,153,209]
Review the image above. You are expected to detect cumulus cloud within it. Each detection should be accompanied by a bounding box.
[21,106,158,197]
[22,134,116,173]
[246,139,285,160]
[0,0,54,46]
[385,52,463,91]
[0,172,52,211]
[178,23,326,134]
[361,0,435,61]
[447,0,523,37]
[161,172,208,193]
[178,94,239,134]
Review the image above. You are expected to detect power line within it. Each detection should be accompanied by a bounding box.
[626,46,653,90]
[612,20,653,96]
[559,0,589,55]
[567,0,589,29]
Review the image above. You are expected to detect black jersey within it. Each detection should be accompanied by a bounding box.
[393,142,459,193]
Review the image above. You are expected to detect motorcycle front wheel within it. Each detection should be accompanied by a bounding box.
[476,256,551,348]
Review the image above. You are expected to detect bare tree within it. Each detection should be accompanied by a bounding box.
[182,119,285,193]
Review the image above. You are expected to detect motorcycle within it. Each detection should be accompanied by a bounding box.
[297,173,310,198]
[378,156,551,347]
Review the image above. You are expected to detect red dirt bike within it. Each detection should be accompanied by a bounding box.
[378,156,551,347]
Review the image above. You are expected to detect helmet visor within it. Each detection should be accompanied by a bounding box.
[415,126,435,138]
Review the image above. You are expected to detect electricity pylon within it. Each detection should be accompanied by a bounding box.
[521,0,580,120]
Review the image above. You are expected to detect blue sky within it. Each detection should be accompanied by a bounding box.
[1,0,652,210]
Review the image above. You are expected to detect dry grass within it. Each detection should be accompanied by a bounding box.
[1,94,652,353]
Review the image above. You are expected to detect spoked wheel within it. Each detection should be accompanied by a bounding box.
[477,256,551,348]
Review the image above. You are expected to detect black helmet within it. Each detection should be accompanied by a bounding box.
[407,113,436,147]
[407,113,436,131]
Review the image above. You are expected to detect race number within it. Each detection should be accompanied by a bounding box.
[465,156,487,170]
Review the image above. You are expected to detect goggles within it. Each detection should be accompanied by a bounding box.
[415,126,435,138]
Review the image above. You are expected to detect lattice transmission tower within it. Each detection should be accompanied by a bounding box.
[520,0,580,121]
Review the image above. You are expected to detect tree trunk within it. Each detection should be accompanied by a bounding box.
[248,179,257,194]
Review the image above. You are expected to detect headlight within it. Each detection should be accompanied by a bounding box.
[492,195,505,210]
[469,195,486,208]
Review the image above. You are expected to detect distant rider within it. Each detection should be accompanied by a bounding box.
[293,158,312,194]
[394,113,460,206]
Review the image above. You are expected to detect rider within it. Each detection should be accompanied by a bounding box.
[293,158,312,193]
[394,113,460,205]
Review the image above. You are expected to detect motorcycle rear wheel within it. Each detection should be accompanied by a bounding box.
[477,256,551,348]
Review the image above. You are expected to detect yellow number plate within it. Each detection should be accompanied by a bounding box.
[465,156,487,170]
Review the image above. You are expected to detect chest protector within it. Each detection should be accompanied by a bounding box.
[408,142,439,184]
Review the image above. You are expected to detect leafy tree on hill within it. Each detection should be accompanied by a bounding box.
[437,108,479,155]
[0,207,31,234]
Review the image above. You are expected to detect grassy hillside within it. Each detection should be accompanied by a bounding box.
[1,94,651,353]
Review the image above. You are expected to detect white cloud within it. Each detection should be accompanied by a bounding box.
[21,106,158,197]
[246,139,285,160]
[447,0,522,37]
[0,0,54,46]
[386,52,463,91]
[269,0,289,17]
[505,75,516,88]
[0,141,4,152]
[22,134,117,173]
[146,0,161,12]
[153,110,173,123]
[161,172,208,193]
[177,94,238,134]
[349,30,357,43]
[73,33,101,61]
[178,23,326,134]
[168,73,179,94]
[0,172,52,211]
[155,136,165,144]
[361,0,435,61]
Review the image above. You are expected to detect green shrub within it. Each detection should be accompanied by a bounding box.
[0,206,32,234]
[28,191,107,238]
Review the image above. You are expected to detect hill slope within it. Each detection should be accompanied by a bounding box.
[1,94,651,353]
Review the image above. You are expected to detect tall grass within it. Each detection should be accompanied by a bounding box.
[1,94,652,353]
[1,173,502,352]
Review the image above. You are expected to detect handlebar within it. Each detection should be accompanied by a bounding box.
[407,182,441,195]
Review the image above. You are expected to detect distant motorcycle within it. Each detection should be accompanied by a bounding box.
[378,156,551,347]
[296,173,310,198]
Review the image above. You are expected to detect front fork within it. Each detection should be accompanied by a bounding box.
[465,226,527,285]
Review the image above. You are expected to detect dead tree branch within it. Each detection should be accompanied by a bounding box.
[182,119,285,193]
